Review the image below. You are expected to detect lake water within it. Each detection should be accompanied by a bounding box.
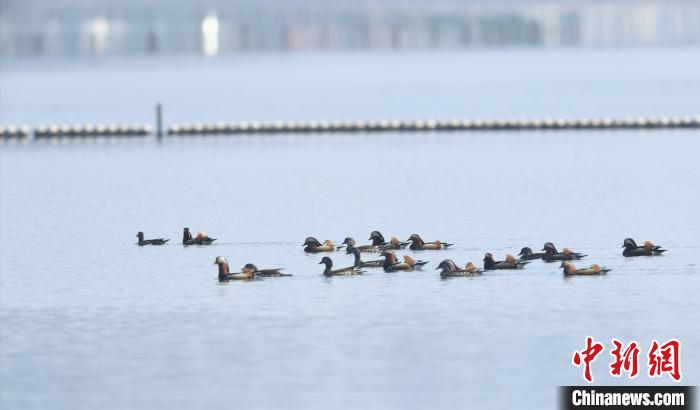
[1,49,699,410]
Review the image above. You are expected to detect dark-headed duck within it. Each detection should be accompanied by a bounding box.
[136,231,169,246]
[380,250,429,272]
[341,237,378,253]
[303,237,335,253]
[622,238,666,257]
[407,234,453,250]
[319,256,363,276]
[483,253,529,270]
[348,247,384,268]
[437,259,483,277]
[183,228,216,245]
[214,257,254,281]
[518,246,544,260]
[241,263,291,277]
[369,231,410,250]
[303,237,322,252]
[560,261,611,276]
[542,242,586,262]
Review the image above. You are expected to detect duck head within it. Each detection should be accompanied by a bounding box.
[483,253,495,269]
[407,234,424,246]
[380,250,398,265]
[183,227,193,242]
[622,241,637,256]
[623,238,638,248]
[542,242,557,255]
[560,261,576,275]
[436,259,457,272]
[518,247,533,257]
[303,237,321,246]
[137,232,145,242]
[214,256,230,276]
[319,256,333,268]
[242,263,258,272]
[369,231,386,246]
[341,237,356,247]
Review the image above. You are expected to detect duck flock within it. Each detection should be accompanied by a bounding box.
[136,229,666,282]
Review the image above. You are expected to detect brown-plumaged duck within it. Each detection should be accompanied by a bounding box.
[622,238,666,257]
[380,250,429,272]
[436,259,483,277]
[319,256,363,276]
[407,234,453,250]
[214,257,254,281]
[136,231,169,246]
[560,261,611,276]
[183,228,216,245]
[483,253,529,270]
[541,242,586,262]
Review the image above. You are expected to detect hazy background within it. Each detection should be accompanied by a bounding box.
[1,0,700,60]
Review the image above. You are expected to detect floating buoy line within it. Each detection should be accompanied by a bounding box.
[2,115,698,142]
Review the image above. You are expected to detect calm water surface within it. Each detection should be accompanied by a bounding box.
[1,50,700,410]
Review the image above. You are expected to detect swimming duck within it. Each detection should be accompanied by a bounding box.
[541,242,586,262]
[319,256,363,276]
[380,250,429,272]
[348,247,384,268]
[560,261,611,276]
[303,237,335,253]
[517,247,544,260]
[407,234,453,250]
[214,257,254,281]
[436,259,483,277]
[622,238,666,257]
[136,231,169,246]
[368,231,410,250]
[341,237,379,253]
[241,263,291,277]
[183,228,216,245]
[483,253,529,270]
